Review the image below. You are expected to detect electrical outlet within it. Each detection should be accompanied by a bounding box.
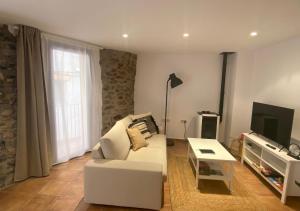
[180,120,187,123]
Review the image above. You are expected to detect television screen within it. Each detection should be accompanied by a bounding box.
[250,102,294,148]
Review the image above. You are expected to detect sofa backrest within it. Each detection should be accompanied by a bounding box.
[99,117,132,160]
[118,115,133,128]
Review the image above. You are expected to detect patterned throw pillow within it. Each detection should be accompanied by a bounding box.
[128,121,152,139]
[132,114,159,135]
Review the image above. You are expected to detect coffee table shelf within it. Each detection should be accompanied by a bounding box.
[187,138,236,191]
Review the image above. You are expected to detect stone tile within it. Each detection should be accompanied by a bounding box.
[100,49,137,135]
[0,24,17,190]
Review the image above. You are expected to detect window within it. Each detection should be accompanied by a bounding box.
[52,48,90,161]
[42,35,101,164]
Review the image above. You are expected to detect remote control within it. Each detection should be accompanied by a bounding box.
[266,144,276,150]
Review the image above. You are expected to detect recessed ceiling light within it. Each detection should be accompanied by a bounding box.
[250,31,258,37]
[183,33,189,38]
[122,34,128,38]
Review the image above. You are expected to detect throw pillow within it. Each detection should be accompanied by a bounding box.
[100,121,131,160]
[127,127,148,151]
[132,113,159,134]
[128,121,152,139]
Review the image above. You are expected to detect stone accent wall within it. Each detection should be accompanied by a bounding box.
[0,25,17,189]
[100,49,137,134]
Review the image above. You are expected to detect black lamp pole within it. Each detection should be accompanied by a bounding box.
[164,73,183,146]
[164,78,170,136]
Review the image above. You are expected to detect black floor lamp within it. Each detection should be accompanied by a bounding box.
[164,73,183,146]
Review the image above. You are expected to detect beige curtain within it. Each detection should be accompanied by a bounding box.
[14,25,52,181]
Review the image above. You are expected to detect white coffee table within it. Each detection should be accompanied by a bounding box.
[187,138,236,191]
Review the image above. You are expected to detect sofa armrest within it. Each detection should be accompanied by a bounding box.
[91,142,104,159]
[84,159,163,210]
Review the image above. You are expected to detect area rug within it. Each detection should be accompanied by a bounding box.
[167,154,269,211]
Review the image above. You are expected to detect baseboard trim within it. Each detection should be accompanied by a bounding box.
[167,138,187,142]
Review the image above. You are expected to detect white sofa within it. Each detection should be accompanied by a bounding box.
[84,115,167,210]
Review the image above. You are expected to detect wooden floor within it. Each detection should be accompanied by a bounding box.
[0,140,299,211]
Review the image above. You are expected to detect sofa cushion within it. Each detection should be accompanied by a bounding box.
[100,121,131,160]
[127,147,167,177]
[147,134,166,148]
[146,134,167,178]
[127,127,149,151]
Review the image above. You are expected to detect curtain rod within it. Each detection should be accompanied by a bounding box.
[8,24,104,50]
[42,32,104,50]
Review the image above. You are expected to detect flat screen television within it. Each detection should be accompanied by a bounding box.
[250,102,294,148]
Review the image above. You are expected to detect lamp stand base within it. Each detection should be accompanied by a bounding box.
[167,139,175,146]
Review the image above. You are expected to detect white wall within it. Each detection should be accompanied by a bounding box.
[135,53,221,139]
[227,51,255,143]
[230,37,300,143]
[219,54,237,145]
[135,37,300,143]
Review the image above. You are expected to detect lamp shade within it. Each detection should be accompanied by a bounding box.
[169,73,183,88]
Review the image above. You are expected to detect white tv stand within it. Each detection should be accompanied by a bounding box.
[241,133,300,203]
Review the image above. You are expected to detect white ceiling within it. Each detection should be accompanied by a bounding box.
[1,0,300,53]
